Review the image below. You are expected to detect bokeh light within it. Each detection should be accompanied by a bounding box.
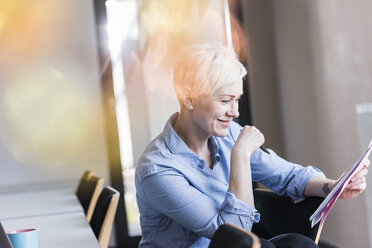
[0,0,103,168]
[1,60,99,167]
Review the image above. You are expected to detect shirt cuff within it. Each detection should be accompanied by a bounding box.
[220,189,260,229]
[290,166,325,203]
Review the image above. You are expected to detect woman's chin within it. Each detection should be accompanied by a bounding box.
[213,129,229,137]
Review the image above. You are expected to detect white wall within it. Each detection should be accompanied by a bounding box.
[0,0,110,188]
[244,1,372,247]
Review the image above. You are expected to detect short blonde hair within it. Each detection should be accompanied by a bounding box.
[172,44,247,104]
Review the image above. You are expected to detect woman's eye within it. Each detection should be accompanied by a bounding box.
[221,100,230,104]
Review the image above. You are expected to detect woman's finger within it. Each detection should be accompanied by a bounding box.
[347,180,367,190]
[347,177,366,188]
[351,168,368,182]
[365,159,370,167]
[351,182,367,191]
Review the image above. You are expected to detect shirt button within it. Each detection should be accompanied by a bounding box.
[254,212,261,222]
[198,160,205,168]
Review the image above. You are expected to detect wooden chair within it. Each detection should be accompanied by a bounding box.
[76,171,104,222]
[252,188,324,244]
[209,223,261,248]
[90,186,120,248]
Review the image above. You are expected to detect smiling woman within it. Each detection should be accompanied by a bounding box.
[134,45,328,248]
[135,45,261,248]
[133,44,372,248]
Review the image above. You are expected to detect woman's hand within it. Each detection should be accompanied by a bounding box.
[229,125,264,208]
[232,125,265,156]
[331,159,370,200]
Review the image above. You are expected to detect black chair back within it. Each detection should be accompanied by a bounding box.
[76,170,94,202]
[252,189,323,241]
[209,223,260,248]
[77,175,101,215]
[90,186,118,238]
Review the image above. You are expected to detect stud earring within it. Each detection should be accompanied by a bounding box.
[188,105,193,110]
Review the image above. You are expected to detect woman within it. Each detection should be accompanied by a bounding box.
[135,45,369,248]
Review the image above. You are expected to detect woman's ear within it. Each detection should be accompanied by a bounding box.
[181,87,194,109]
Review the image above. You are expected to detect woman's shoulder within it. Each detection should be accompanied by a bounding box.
[135,133,175,179]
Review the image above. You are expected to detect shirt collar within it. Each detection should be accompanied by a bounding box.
[163,113,195,156]
[209,136,221,163]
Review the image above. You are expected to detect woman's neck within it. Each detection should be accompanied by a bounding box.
[172,112,209,155]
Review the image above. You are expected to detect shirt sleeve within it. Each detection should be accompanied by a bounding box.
[139,168,260,239]
[229,120,325,202]
[251,149,325,203]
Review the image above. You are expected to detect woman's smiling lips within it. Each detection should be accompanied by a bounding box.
[217,119,231,128]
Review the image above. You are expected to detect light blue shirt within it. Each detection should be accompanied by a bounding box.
[135,113,324,248]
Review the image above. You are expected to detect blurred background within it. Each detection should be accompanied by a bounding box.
[1,0,372,247]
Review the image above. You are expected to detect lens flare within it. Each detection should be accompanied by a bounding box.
[1,61,100,167]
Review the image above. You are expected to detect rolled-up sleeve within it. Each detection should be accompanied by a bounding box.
[251,149,325,203]
[139,169,259,239]
[220,189,260,228]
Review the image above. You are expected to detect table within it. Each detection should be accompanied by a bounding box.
[0,184,100,248]
[0,187,82,220]
[2,212,100,248]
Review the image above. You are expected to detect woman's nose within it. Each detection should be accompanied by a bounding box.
[227,102,239,118]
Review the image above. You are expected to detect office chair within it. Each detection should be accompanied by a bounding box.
[209,223,261,248]
[76,171,104,222]
[90,186,120,248]
[252,188,324,244]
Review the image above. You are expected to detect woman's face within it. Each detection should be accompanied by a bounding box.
[191,80,243,138]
